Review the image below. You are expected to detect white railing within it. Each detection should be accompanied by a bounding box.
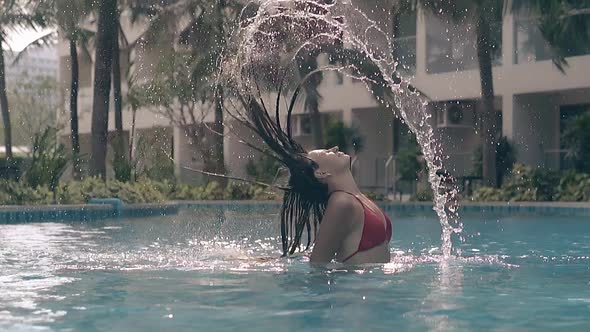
[384,155,395,194]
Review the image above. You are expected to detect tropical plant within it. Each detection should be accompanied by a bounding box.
[399,0,503,187]
[0,0,53,159]
[471,136,516,185]
[53,0,94,179]
[393,0,589,187]
[246,153,282,184]
[561,111,590,173]
[111,135,133,182]
[324,121,364,154]
[23,127,69,202]
[512,0,590,71]
[130,0,244,177]
[472,163,562,202]
[132,130,176,183]
[556,170,590,202]
[396,136,425,197]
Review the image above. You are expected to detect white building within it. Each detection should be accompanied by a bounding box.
[58,5,590,191]
[2,46,59,149]
[5,47,58,81]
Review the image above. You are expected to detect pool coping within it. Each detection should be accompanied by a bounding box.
[0,202,179,224]
[0,200,588,223]
[178,200,590,216]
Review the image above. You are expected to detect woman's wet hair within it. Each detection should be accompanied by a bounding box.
[238,93,329,256]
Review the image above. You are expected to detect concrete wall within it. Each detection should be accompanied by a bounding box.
[510,94,559,168]
[351,107,394,191]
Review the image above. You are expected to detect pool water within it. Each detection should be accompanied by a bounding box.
[1,206,589,331]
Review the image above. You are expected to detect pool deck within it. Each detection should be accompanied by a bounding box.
[0,200,588,223]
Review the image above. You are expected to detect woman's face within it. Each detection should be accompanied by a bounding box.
[307,146,351,177]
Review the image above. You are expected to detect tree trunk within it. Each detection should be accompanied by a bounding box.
[129,104,137,181]
[90,0,117,178]
[112,18,123,138]
[212,87,226,179]
[112,13,128,176]
[476,14,498,188]
[211,2,226,180]
[69,38,81,179]
[0,40,13,160]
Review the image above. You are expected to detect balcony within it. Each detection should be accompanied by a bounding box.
[514,16,590,65]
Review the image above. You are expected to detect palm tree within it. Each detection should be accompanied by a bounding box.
[54,0,93,179]
[90,0,118,178]
[111,5,132,181]
[402,0,589,187]
[0,1,52,160]
[399,0,502,187]
[130,0,243,176]
[512,0,590,71]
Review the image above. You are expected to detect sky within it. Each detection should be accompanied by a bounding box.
[4,28,56,52]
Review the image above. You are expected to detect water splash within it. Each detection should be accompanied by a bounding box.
[220,0,462,257]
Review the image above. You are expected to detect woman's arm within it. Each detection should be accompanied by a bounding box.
[310,193,356,264]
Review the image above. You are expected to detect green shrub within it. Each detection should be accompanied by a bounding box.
[23,127,69,201]
[0,157,26,181]
[170,183,202,201]
[0,180,52,205]
[471,136,516,185]
[364,191,386,201]
[251,185,281,201]
[324,121,364,154]
[471,187,508,202]
[501,164,560,201]
[224,181,254,200]
[135,179,174,201]
[471,163,584,202]
[201,181,224,200]
[562,112,590,173]
[411,189,434,202]
[0,178,281,205]
[246,154,281,184]
[56,182,85,204]
[556,171,590,201]
[107,180,147,203]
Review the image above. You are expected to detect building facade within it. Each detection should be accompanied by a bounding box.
[58,5,590,191]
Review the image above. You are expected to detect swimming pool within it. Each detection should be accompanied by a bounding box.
[1,205,589,331]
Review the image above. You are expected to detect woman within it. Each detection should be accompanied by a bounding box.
[237,95,392,265]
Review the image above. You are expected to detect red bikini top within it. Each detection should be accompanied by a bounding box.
[330,190,392,262]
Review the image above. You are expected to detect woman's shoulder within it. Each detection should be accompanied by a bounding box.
[328,191,362,211]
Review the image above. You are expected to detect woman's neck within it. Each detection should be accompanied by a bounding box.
[326,171,361,195]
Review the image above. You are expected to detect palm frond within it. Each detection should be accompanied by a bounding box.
[11,30,56,65]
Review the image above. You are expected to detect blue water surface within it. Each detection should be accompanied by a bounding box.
[1,206,589,331]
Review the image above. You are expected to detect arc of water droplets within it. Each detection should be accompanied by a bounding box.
[221,0,462,258]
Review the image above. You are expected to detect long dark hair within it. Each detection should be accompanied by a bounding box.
[233,89,329,256]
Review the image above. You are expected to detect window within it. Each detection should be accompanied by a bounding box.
[426,14,501,74]
[514,14,589,64]
[393,13,417,73]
